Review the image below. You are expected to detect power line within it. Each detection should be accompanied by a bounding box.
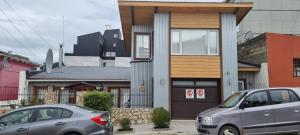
[0,20,44,62]
[3,0,57,51]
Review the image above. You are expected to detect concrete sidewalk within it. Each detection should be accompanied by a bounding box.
[114,120,198,135]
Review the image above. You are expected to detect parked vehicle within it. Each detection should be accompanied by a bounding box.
[196,88,300,135]
[0,104,113,135]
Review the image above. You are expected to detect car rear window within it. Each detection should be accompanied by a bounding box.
[62,109,73,118]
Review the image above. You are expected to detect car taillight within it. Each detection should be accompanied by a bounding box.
[91,115,108,126]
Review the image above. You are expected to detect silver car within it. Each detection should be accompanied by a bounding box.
[196,88,300,135]
[0,104,113,135]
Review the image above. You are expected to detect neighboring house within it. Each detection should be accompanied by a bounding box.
[64,29,131,67]
[238,33,300,89]
[236,0,300,43]
[0,51,39,105]
[24,29,132,108]
[118,0,252,118]
[26,66,131,108]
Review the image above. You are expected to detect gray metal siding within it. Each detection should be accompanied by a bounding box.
[153,13,170,110]
[131,62,153,108]
[221,13,238,99]
[130,25,154,108]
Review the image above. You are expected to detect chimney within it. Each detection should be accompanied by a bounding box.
[59,44,63,68]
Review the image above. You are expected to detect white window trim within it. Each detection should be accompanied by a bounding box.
[171,29,219,56]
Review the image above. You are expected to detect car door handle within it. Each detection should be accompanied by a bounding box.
[264,113,270,117]
[294,109,300,113]
[16,128,27,132]
[55,122,66,126]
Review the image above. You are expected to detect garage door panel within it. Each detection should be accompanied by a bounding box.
[172,102,219,119]
[171,79,220,119]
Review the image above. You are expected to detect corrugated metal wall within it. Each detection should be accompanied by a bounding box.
[221,13,238,99]
[153,13,170,110]
[131,25,154,108]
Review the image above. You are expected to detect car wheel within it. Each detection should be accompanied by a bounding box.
[219,126,239,135]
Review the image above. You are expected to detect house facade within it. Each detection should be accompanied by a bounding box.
[0,51,39,106]
[238,33,300,88]
[119,0,252,118]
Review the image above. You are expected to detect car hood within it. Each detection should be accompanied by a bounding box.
[198,107,230,117]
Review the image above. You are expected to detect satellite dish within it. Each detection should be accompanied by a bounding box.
[45,49,53,73]
[244,31,254,41]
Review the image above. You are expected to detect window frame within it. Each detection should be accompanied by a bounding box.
[293,59,300,77]
[134,32,152,60]
[171,29,220,56]
[243,90,271,108]
[0,109,35,126]
[269,89,292,105]
[35,107,73,122]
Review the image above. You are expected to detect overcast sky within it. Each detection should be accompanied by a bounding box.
[0,0,224,64]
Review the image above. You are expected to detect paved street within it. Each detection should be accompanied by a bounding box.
[114,120,198,135]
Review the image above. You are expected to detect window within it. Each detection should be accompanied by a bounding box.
[219,92,247,108]
[0,109,34,126]
[269,90,292,104]
[114,34,118,38]
[238,80,246,91]
[294,59,300,76]
[244,91,269,108]
[104,52,116,57]
[113,43,116,47]
[110,52,116,57]
[135,33,151,59]
[171,29,219,55]
[289,90,300,102]
[109,88,130,108]
[36,108,63,121]
[61,109,73,118]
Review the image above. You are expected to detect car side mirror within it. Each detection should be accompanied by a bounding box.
[239,102,249,109]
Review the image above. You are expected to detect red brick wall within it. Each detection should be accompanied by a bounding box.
[267,33,300,87]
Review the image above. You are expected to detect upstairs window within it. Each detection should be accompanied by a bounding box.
[134,33,151,59]
[171,29,219,55]
[104,52,116,57]
[294,59,300,77]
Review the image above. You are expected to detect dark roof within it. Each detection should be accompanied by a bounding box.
[0,51,40,66]
[27,66,131,81]
[238,61,260,68]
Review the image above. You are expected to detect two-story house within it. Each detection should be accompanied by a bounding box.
[118,0,252,118]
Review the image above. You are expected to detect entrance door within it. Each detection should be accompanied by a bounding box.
[171,80,220,119]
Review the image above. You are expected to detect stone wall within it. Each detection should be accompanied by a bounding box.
[111,108,153,125]
[76,91,88,106]
[44,91,58,104]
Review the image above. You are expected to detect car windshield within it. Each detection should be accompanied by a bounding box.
[218,92,247,108]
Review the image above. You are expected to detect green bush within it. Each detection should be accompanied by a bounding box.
[120,118,132,130]
[152,107,171,129]
[83,91,113,112]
